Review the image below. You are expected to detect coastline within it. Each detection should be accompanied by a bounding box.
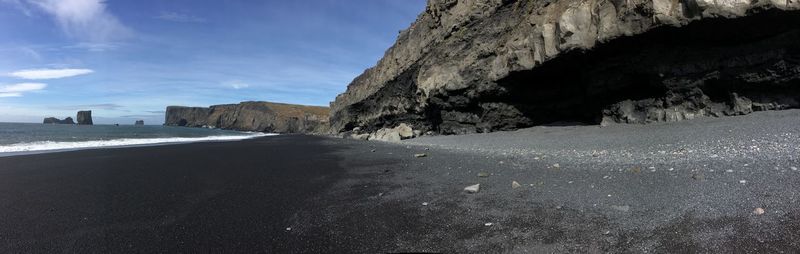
[1,110,799,252]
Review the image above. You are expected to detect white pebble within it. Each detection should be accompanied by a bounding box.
[739,180,748,184]
[286,227,292,231]
[484,223,493,227]
[726,170,734,173]
[792,167,798,171]
[422,202,429,206]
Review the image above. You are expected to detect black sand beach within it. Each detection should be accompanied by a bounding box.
[2,110,800,253]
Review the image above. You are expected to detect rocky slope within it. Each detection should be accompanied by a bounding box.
[330,0,800,137]
[165,101,330,134]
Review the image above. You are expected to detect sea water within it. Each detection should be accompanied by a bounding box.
[0,123,272,155]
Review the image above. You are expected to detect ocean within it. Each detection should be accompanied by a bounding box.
[0,123,271,155]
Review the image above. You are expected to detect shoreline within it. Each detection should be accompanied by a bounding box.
[0,133,276,157]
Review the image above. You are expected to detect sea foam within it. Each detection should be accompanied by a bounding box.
[0,133,275,154]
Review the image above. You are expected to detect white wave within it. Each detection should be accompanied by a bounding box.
[0,133,276,154]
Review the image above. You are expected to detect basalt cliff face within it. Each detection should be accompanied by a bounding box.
[330,0,800,137]
[165,102,330,134]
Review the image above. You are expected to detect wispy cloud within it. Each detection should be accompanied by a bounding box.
[0,83,47,97]
[155,11,206,23]
[64,42,120,52]
[49,103,124,110]
[145,110,166,114]
[1,0,34,16]
[26,0,132,42]
[225,80,250,90]
[9,68,93,80]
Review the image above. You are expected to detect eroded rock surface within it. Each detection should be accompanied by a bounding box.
[165,101,330,134]
[330,0,800,136]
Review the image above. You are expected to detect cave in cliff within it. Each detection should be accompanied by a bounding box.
[491,10,800,128]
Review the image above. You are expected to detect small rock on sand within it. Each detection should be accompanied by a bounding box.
[692,174,704,180]
[414,153,427,158]
[477,172,490,177]
[552,163,560,168]
[464,184,480,193]
[792,167,798,171]
[286,227,292,231]
[611,205,631,212]
[484,222,493,227]
[754,207,765,215]
[512,181,522,189]
[422,202,429,206]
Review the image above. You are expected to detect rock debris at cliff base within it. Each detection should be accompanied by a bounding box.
[330,0,800,137]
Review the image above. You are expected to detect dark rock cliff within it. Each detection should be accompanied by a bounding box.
[77,111,93,125]
[43,117,75,124]
[165,101,330,134]
[135,120,145,126]
[330,0,800,136]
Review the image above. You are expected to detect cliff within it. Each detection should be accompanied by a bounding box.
[330,0,800,136]
[165,101,330,134]
[43,117,75,124]
[77,111,93,125]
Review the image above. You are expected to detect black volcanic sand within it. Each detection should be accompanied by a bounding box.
[2,110,800,253]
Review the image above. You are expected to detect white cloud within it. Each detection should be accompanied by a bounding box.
[9,68,93,80]
[49,103,123,110]
[0,83,47,97]
[226,80,250,90]
[26,0,132,42]
[0,83,47,93]
[155,12,206,23]
[0,93,23,97]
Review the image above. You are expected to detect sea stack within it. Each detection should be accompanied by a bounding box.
[77,111,93,125]
[135,120,145,126]
[43,117,75,124]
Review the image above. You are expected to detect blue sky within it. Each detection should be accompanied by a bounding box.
[0,0,425,124]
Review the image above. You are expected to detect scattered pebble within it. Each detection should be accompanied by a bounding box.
[370,149,376,153]
[603,230,611,235]
[726,170,734,173]
[414,153,427,158]
[739,180,748,184]
[792,167,798,171]
[552,163,561,168]
[611,205,631,212]
[754,207,766,215]
[511,181,522,189]
[286,227,292,231]
[484,223,493,227]
[668,168,674,171]
[378,192,384,197]
[631,167,642,174]
[477,172,490,178]
[692,174,704,180]
[464,184,481,194]
[422,202,429,206]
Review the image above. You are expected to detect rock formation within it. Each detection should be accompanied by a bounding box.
[43,117,75,124]
[135,120,145,126]
[77,111,93,125]
[165,101,330,134]
[330,0,800,136]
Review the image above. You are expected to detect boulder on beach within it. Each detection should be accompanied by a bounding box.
[77,111,93,125]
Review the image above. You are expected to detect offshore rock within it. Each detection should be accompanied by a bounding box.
[330,0,800,136]
[77,111,93,125]
[135,120,145,126]
[43,117,75,124]
[164,101,330,134]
